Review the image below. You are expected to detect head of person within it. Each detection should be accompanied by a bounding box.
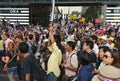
[108,37,114,44]
[15,35,24,44]
[18,42,29,55]
[65,41,76,52]
[4,33,10,40]
[77,51,90,66]
[99,46,111,59]
[103,49,120,68]
[83,40,94,52]
[8,42,14,51]
[99,35,107,44]
[29,34,33,40]
[54,34,62,50]
[90,35,98,43]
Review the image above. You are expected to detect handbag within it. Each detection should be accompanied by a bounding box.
[2,50,17,72]
[62,75,76,81]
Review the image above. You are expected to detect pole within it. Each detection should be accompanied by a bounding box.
[50,0,55,26]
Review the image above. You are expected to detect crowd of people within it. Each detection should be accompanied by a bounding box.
[0,18,120,81]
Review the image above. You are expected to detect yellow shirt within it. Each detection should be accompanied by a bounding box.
[0,40,4,50]
[47,42,62,77]
[110,43,115,49]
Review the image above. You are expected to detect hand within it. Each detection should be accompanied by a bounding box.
[2,56,6,61]
[49,26,53,32]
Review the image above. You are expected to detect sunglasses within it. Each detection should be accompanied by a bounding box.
[103,55,112,59]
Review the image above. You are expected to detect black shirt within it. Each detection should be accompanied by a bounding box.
[86,51,97,64]
[6,51,17,68]
[23,55,35,81]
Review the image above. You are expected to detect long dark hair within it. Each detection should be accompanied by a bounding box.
[111,49,120,68]
[54,34,62,51]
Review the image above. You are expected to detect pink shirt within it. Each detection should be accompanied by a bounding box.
[5,38,13,50]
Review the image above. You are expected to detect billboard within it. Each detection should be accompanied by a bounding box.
[0,8,29,25]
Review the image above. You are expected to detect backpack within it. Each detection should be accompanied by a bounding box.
[27,41,37,54]
[32,55,47,81]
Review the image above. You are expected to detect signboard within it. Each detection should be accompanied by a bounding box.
[0,8,29,25]
[50,14,81,20]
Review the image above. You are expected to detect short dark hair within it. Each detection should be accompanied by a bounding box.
[99,46,111,53]
[67,41,76,50]
[18,42,29,53]
[90,35,98,42]
[29,34,33,40]
[84,40,94,49]
[77,51,90,66]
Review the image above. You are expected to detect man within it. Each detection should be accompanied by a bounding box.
[97,46,111,70]
[61,41,78,81]
[99,35,110,48]
[26,34,35,54]
[90,35,99,58]
[83,40,97,67]
[18,42,40,81]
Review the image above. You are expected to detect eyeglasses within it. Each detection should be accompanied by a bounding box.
[103,55,112,59]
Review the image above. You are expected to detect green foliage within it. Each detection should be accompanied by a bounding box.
[83,6,98,22]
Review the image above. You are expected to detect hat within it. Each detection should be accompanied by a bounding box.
[99,35,107,41]
[92,65,120,81]
[43,39,48,42]
[108,37,114,41]
[66,35,75,42]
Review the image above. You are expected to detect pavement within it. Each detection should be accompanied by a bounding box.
[0,71,19,81]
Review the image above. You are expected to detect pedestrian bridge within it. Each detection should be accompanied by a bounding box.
[0,0,120,6]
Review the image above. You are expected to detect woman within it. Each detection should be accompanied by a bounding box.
[47,32,62,81]
[102,48,120,68]
[92,49,120,81]
[2,42,17,81]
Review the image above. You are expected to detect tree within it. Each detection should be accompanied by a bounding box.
[83,6,98,22]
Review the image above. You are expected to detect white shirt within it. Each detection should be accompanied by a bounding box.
[93,44,99,55]
[65,51,78,77]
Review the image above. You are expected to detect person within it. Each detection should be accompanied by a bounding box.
[102,48,120,68]
[26,34,35,54]
[92,65,120,81]
[0,35,5,63]
[94,46,111,74]
[99,35,110,48]
[15,35,24,81]
[76,51,94,81]
[61,41,78,81]
[4,33,13,52]
[47,33,62,81]
[92,48,120,81]
[90,35,99,58]
[18,42,41,81]
[108,36,115,49]
[97,46,111,70]
[83,40,97,67]
[2,42,17,81]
